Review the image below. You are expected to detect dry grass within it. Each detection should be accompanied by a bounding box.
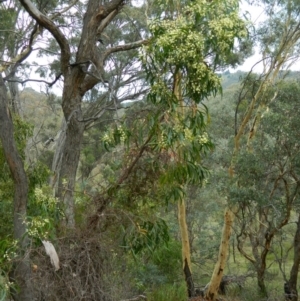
[30,230,135,301]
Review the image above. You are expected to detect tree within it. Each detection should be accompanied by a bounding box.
[287,213,300,301]
[17,0,149,228]
[0,75,33,301]
[206,0,300,298]
[140,0,246,298]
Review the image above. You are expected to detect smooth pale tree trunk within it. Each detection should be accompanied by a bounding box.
[178,199,194,297]
[205,209,234,301]
[0,75,34,301]
[173,71,195,297]
[287,213,300,301]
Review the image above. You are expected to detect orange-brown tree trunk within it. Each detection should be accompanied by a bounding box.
[178,199,195,297]
[205,209,234,301]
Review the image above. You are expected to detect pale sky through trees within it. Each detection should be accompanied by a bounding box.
[235,1,300,73]
[22,0,300,95]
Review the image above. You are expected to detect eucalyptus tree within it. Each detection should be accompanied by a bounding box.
[17,0,149,228]
[230,80,300,295]
[76,0,248,298]
[138,0,246,298]
[0,2,73,300]
[288,212,300,301]
[211,0,300,298]
[0,76,34,300]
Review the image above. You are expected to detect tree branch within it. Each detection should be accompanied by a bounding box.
[49,0,79,20]
[5,73,62,87]
[0,22,39,74]
[103,39,150,62]
[97,9,119,36]
[18,0,71,73]
[98,0,125,17]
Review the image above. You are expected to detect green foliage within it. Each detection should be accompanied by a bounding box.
[0,269,10,301]
[102,125,130,151]
[122,218,169,256]
[0,116,34,238]
[0,239,17,273]
[0,3,19,55]
[0,239,17,299]
[144,0,247,102]
[151,239,182,281]
[119,0,247,206]
[146,282,187,301]
[26,186,60,241]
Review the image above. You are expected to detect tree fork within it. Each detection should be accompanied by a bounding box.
[205,209,234,301]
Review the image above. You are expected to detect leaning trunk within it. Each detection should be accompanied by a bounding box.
[205,209,234,301]
[287,213,300,301]
[178,199,194,297]
[0,75,33,301]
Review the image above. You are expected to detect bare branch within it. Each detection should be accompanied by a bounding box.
[97,9,119,36]
[18,0,71,72]
[98,0,125,17]
[49,0,79,20]
[1,23,41,76]
[5,73,62,87]
[32,47,60,55]
[103,39,150,62]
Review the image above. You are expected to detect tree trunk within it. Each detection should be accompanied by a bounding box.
[257,269,267,297]
[50,119,67,190]
[178,199,194,297]
[18,0,146,230]
[287,213,300,301]
[7,79,22,117]
[205,208,234,301]
[56,74,85,228]
[0,75,34,301]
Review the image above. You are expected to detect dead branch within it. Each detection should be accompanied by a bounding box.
[103,39,150,62]
[5,73,62,87]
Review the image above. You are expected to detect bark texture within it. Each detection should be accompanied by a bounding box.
[287,213,300,301]
[205,209,234,301]
[0,75,33,300]
[178,199,194,297]
[19,0,147,229]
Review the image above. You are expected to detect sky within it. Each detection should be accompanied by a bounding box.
[232,1,266,73]
[23,0,300,95]
[235,1,300,73]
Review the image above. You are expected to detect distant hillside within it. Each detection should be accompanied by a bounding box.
[220,70,300,90]
[220,70,247,90]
